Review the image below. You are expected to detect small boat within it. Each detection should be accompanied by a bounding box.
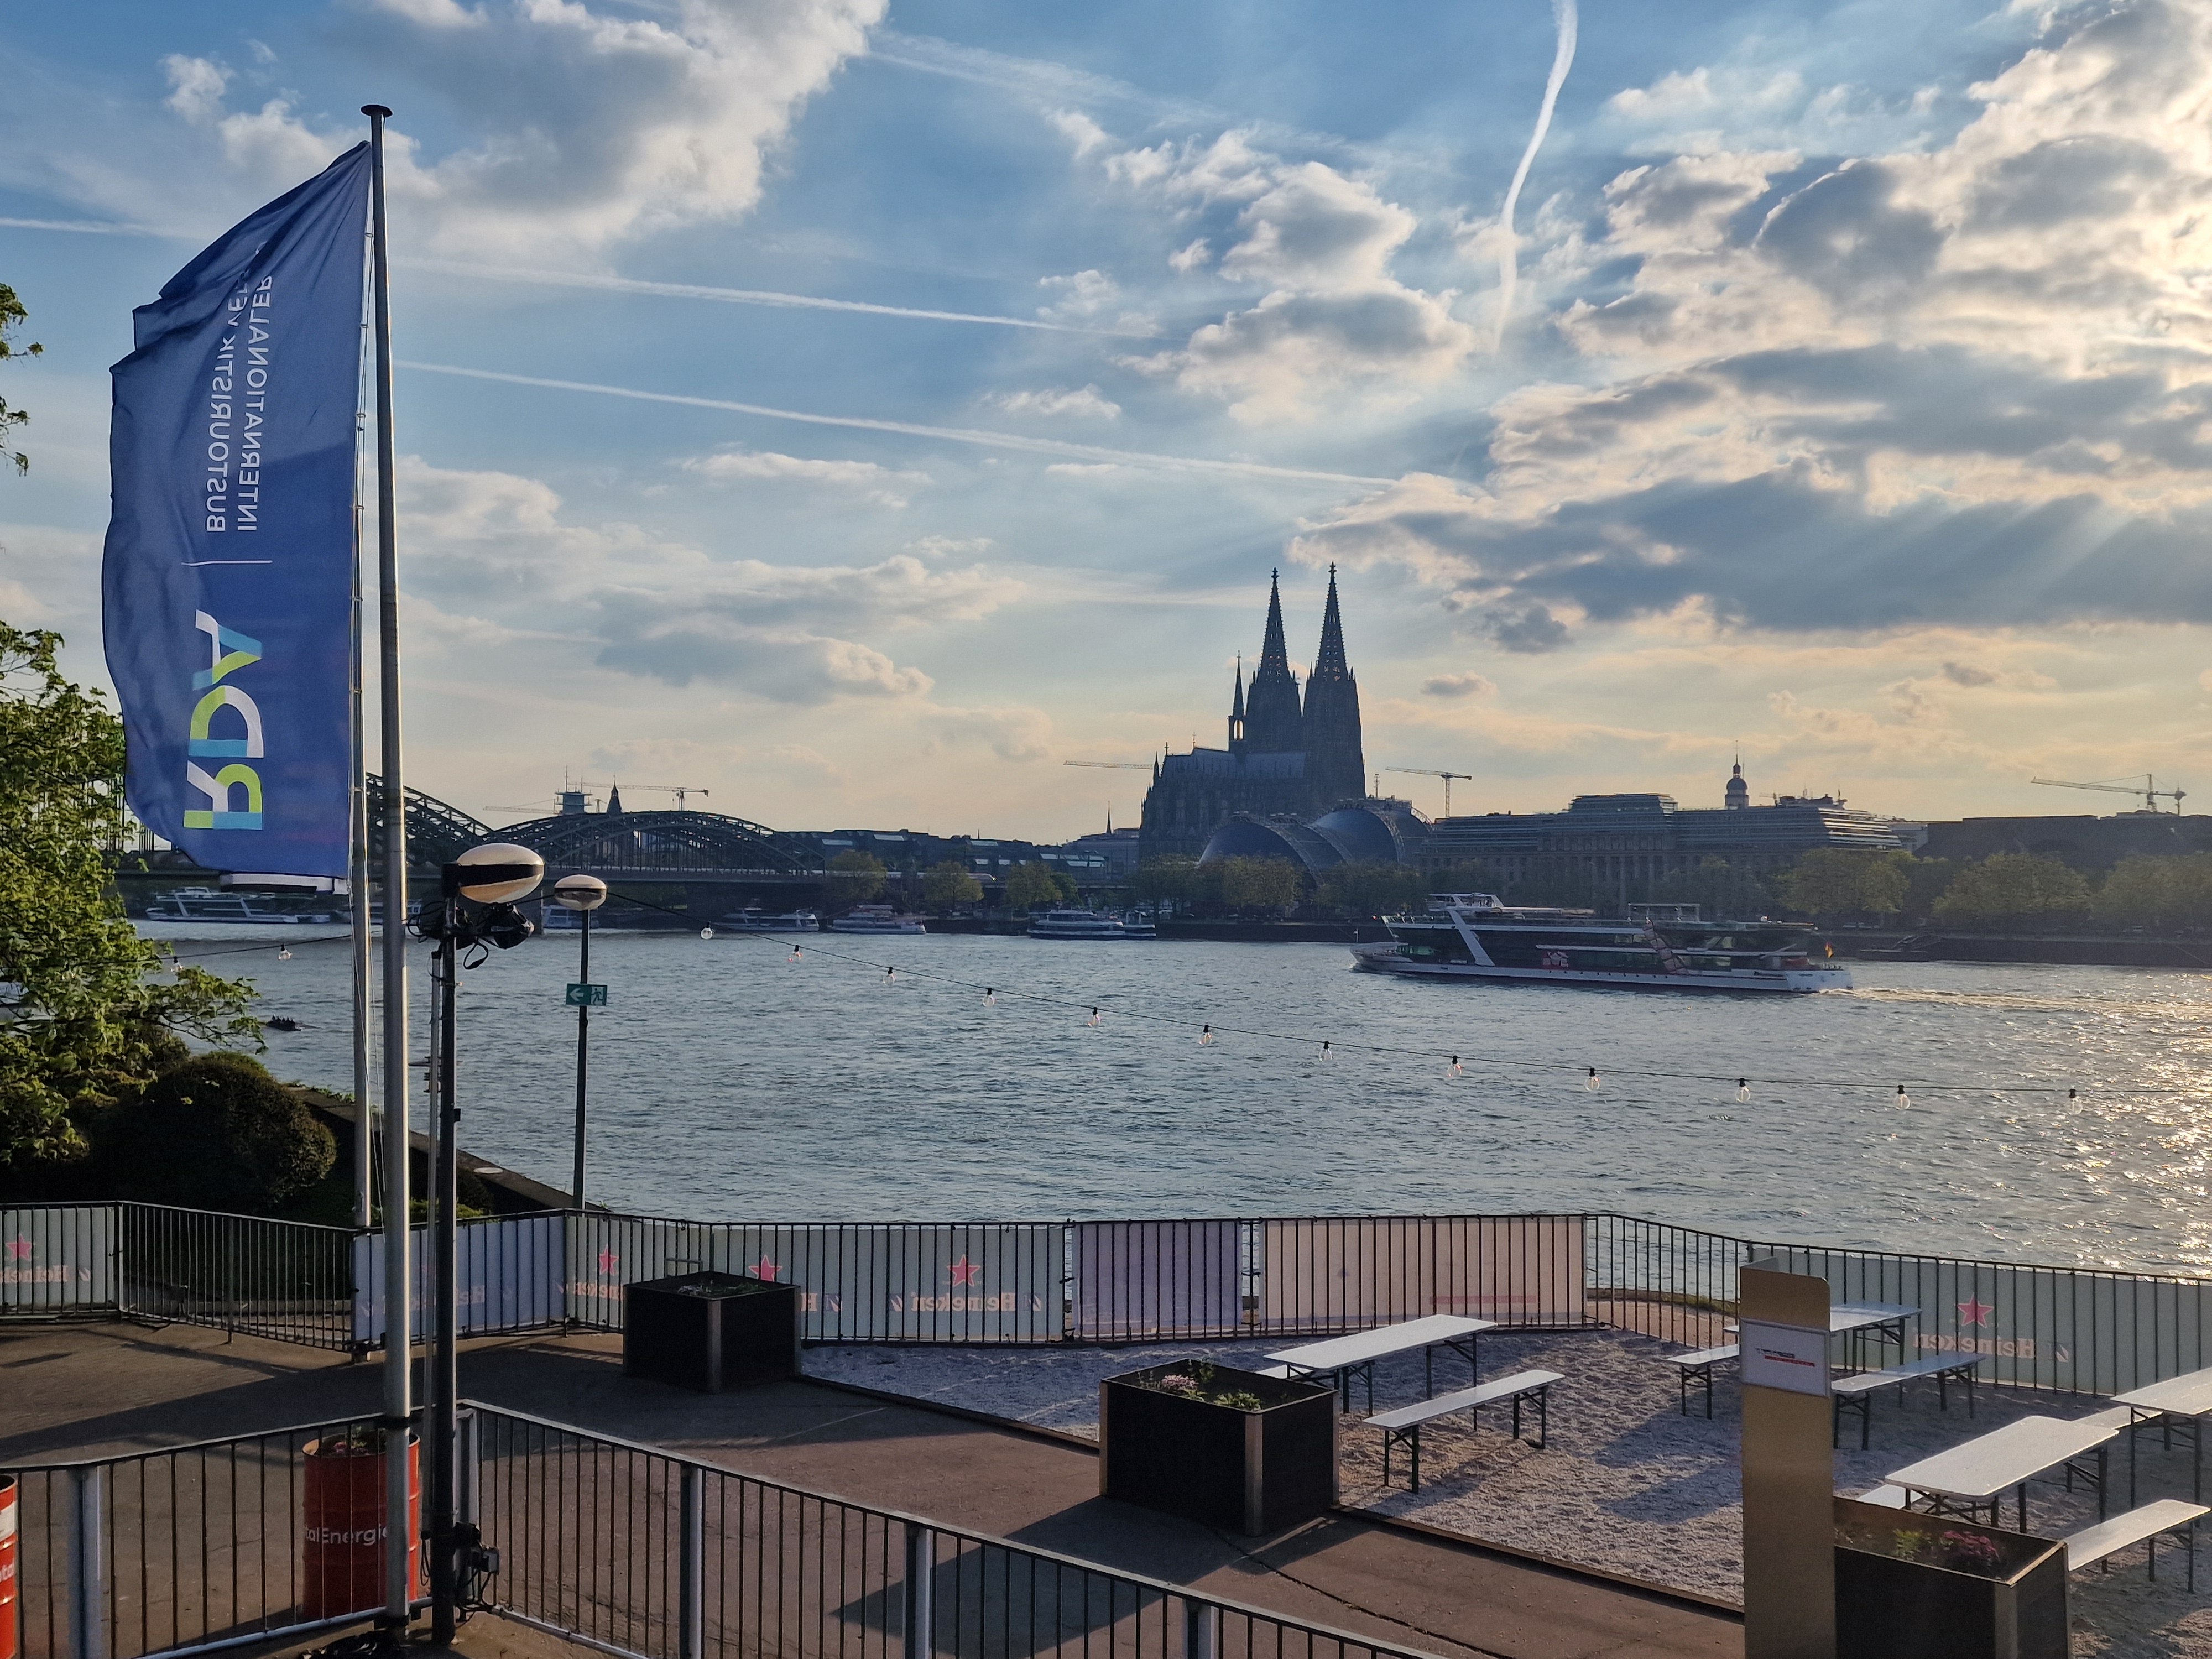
[723,907,822,933]
[1027,909,1135,940]
[1118,911,1158,940]
[1352,894,1851,994]
[830,904,927,935]
[142,888,337,925]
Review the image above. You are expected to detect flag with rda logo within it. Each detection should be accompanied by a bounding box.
[101,143,372,878]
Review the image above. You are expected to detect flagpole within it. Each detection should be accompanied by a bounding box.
[363,102,416,1639]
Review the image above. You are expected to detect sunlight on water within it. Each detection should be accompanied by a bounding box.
[172,928,2212,1275]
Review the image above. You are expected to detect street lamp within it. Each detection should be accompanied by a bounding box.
[551,873,608,1213]
[424,841,542,1644]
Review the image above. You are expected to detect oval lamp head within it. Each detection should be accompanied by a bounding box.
[552,873,608,912]
[456,842,545,904]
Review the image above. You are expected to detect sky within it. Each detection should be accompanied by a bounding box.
[3,0,2210,839]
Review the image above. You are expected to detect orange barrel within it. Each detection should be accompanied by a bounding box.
[0,1474,16,1659]
[301,1433,419,1621]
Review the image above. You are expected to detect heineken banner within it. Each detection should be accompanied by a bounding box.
[102,144,372,877]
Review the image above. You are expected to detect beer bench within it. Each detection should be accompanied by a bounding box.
[1366,1369,1563,1491]
[1665,1344,1738,1418]
[1831,1353,1984,1449]
[2063,1499,2209,1590]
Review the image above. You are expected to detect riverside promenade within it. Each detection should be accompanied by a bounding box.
[2,1321,1740,1659]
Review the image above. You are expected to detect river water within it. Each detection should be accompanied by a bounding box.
[147,926,2212,1274]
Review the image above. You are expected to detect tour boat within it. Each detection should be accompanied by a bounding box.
[830,904,927,935]
[1351,894,1850,994]
[1118,911,1159,940]
[1026,909,1140,940]
[142,888,338,925]
[723,907,822,932]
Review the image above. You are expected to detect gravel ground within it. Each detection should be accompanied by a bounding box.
[805,1329,2212,1658]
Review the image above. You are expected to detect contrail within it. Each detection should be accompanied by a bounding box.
[401,258,1151,337]
[1494,0,1578,351]
[397,361,1396,487]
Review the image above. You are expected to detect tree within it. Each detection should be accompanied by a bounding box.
[824,849,886,906]
[920,859,983,912]
[1129,857,1198,909]
[1003,862,1065,910]
[1316,861,1428,916]
[95,1052,334,1214]
[1775,849,1910,919]
[1,624,260,1171]
[1933,853,2091,930]
[1217,856,1305,914]
[1899,856,1955,924]
[0,283,40,477]
[2096,853,2212,931]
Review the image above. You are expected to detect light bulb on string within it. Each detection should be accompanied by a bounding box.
[789,945,802,962]
[2068,1088,2078,1102]
[1319,1040,1333,1062]
[1736,1078,1750,1104]
[1449,1055,1464,1078]
[699,927,714,940]
[1896,1084,1911,1109]
[884,966,896,985]
[1585,1067,1601,1092]
[983,987,996,1007]
[1199,1025,1214,1046]
[1087,1007,1101,1027]
[276,947,293,962]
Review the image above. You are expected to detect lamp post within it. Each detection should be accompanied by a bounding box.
[552,874,608,1212]
[425,841,543,1644]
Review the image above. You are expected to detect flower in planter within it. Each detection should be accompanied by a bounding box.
[1211,1390,1265,1412]
[1940,1531,2005,1573]
[1158,1374,1199,1392]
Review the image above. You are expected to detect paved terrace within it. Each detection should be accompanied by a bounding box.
[0,1321,1740,1659]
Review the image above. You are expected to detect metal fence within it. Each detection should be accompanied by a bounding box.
[468,1402,1432,1659]
[13,1201,2212,1396]
[6,1413,416,1659]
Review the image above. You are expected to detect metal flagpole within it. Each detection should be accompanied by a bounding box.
[363,103,416,1638]
[571,902,590,1210]
[350,196,374,1232]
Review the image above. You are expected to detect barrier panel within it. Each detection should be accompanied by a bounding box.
[1071,1220,1243,1339]
[0,1209,115,1315]
[1258,1215,1588,1334]
[351,1213,566,1346]
[117,1206,356,1350]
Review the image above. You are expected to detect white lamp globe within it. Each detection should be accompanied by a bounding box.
[552,873,608,912]
[455,842,545,904]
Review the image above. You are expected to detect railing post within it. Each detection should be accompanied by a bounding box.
[1183,1598,1218,1659]
[70,1466,106,1659]
[902,1522,935,1659]
[457,1408,480,1527]
[679,1465,704,1659]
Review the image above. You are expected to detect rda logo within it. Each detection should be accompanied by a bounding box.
[183,610,265,831]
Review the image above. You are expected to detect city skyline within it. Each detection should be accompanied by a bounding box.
[4,1,2209,842]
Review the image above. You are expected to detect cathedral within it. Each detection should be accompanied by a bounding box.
[1138,568,1367,859]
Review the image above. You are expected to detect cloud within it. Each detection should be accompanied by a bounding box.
[983,385,1122,420]
[1420,671,1499,698]
[681,447,929,506]
[588,737,748,773]
[155,0,886,258]
[1048,108,1109,158]
[1045,463,1120,477]
[1035,269,1154,334]
[920,705,1054,762]
[765,743,848,784]
[1941,660,1999,686]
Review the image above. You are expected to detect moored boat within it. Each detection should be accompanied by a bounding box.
[1027,909,1138,940]
[723,907,822,932]
[830,904,927,935]
[1352,894,1849,993]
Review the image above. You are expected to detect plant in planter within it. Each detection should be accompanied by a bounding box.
[624,1270,801,1392]
[1834,1496,2067,1659]
[1100,1360,1336,1536]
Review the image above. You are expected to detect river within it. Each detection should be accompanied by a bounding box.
[145,925,2212,1274]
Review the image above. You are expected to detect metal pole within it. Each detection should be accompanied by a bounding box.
[571,904,590,1210]
[348,227,372,1232]
[902,1523,935,1659]
[430,896,461,1644]
[70,1466,106,1659]
[678,1465,704,1659]
[362,102,415,1636]
[1182,1599,1218,1659]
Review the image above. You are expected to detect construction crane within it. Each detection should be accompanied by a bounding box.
[1385,766,1473,816]
[2030,775,2187,814]
[624,784,713,811]
[1062,760,1151,770]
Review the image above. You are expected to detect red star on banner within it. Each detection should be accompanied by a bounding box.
[597,1250,620,1275]
[6,1235,32,1261]
[948,1255,982,1287]
[1958,1296,1996,1327]
[749,1256,780,1281]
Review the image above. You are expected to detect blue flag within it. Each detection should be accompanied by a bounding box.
[102,144,373,878]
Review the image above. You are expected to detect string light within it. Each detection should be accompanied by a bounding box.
[1199,1025,1214,1046]
[698,927,714,940]
[1736,1078,1750,1104]
[884,966,896,984]
[276,947,293,962]
[1449,1055,1464,1078]
[983,987,997,1006]
[789,945,802,962]
[1586,1067,1601,1092]
[1896,1084,1911,1109]
[1320,1040,1333,1061]
[1087,1007,1101,1027]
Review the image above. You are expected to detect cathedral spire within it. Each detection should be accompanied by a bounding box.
[1243,570,1305,754]
[1259,570,1292,677]
[1300,565,1365,808]
[1313,564,1349,679]
[1227,654,1246,752]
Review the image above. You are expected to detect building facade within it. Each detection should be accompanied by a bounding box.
[1138,568,1368,859]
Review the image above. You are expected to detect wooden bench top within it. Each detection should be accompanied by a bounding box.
[1365,1369,1564,1431]
[1831,1353,1984,1395]
[1853,1485,1911,1508]
[2064,1500,2210,1569]
[1665,1344,1739,1368]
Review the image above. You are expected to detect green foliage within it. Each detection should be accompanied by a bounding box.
[1774,849,1911,918]
[2094,853,2212,930]
[0,624,260,1170]
[1214,855,1305,913]
[1648,857,1776,920]
[1933,853,2091,930]
[824,849,886,906]
[1315,861,1428,916]
[0,283,41,477]
[920,859,984,912]
[1899,856,1956,922]
[1003,861,1071,909]
[96,1052,335,1214]
[1128,856,1199,907]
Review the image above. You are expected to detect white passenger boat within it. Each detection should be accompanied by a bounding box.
[1026,909,1140,940]
[723,907,821,932]
[1118,911,1158,940]
[142,888,338,925]
[1352,894,1850,993]
[830,904,927,935]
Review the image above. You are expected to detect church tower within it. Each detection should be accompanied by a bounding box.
[1227,656,1246,753]
[1241,571,1305,755]
[1725,754,1749,809]
[1301,565,1366,807]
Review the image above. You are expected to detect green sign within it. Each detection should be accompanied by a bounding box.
[565,983,608,1008]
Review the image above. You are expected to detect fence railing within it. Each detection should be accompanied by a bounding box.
[468,1402,1433,1659]
[5,1412,418,1659]
[12,1201,2212,1396]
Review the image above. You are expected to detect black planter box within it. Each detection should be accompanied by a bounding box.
[1834,1496,2068,1659]
[1100,1361,1337,1535]
[623,1271,801,1392]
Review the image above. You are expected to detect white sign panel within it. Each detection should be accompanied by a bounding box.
[1740,1319,1832,1396]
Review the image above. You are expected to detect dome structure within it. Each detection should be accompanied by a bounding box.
[1198,798,1429,875]
[1725,754,1750,810]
